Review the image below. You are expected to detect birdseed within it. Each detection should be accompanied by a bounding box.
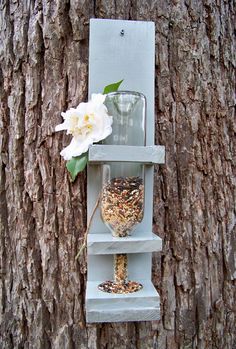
[101,176,144,237]
[114,254,128,284]
[98,280,143,294]
[98,254,142,294]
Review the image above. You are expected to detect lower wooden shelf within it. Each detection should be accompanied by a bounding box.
[87,232,162,255]
[86,280,160,323]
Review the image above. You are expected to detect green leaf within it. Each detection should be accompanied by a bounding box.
[103,79,123,95]
[66,153,88,182]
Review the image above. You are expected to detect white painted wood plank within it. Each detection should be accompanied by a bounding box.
[88,18,156,237]
[87,253,152,281]
[86,280,159,302]
[87,307,160,323]
[86,19,159,322]
[89,19,155,144]
[86,280,160,322]
[87,232,162,254]
[89,145,165,164]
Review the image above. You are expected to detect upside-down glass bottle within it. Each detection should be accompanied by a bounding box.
[98,91,146,294]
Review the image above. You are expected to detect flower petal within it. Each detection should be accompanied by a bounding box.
[60,136,93,160]
[57,93,113,160]
[76,102,88,115]
[91,93,106,105]
[55,122,68,132]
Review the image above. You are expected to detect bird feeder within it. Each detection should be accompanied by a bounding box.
[86,19,165,323]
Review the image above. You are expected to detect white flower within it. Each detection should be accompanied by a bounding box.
[55,94,112,160]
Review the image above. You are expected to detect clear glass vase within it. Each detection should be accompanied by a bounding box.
[101,91,146,238]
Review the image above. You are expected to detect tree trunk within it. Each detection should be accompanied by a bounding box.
[0,1,235,348]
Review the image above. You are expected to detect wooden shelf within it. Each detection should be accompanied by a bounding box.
[88,145,165,164]
[86,280,160,322]
[87,232,162,255]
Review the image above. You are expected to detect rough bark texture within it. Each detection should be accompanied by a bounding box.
[0,1,235,348]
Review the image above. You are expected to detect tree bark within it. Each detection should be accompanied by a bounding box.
[0,1,235,348]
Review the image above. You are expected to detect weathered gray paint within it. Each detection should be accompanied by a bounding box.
[87,308,160,323]
[88,232,162,254]
[88,19,155,144]
[87,253,152,282]
[86,280,160,322]
[89,145,165,164]
[86,19,163,323]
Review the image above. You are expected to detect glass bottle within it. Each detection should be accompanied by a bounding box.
[98,91,146,294]
[101,91,146,238]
